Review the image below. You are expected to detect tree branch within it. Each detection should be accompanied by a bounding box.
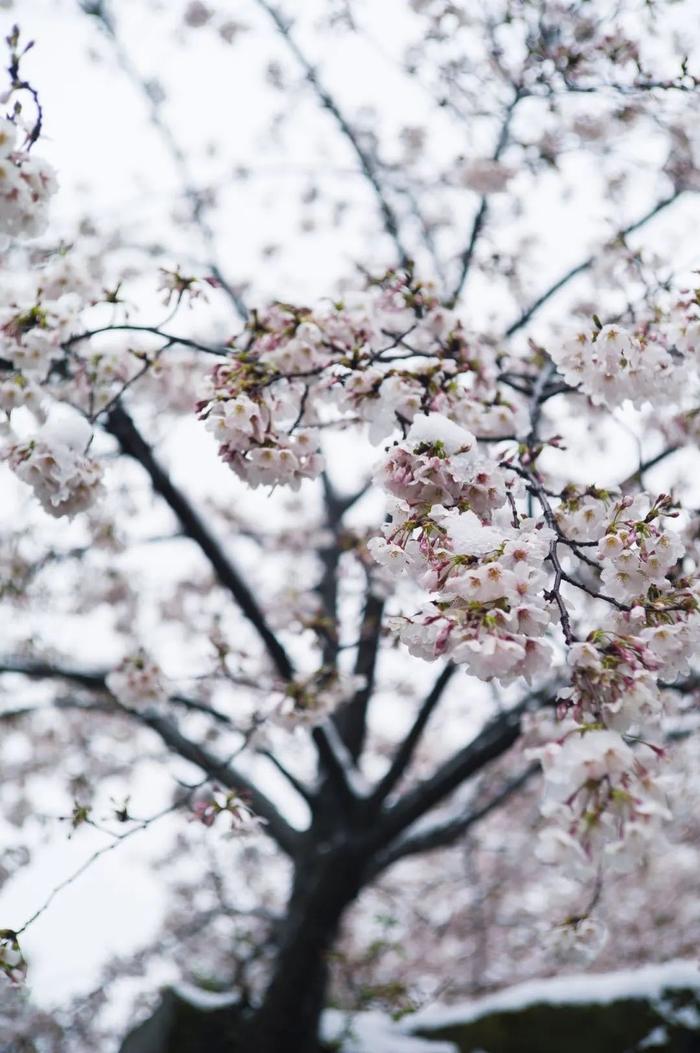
[0,658,108,692]
[106,405,295,681]
[135,709,301,857]
[369,663,456,809]
[258,749,315,806]
[450,89,522,304]
[621,444,680,492]
[315,475,344,669]
[253,0,409,264]
[504,190,682,338]
[0,657,301,856]
[369,700,531,850]
[0,657,238,726]
[370,763,538,875]
[333,590,384,760]
[63,324,228,358]
[312,724,357,812]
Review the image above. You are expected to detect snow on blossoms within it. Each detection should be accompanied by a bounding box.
[354,327,699,946]
[197,273,526,489]
[4,407,103,517]
[0,117,57,242]
[165,266,700,960]
[370,412,554,682]
[196,277,700,931]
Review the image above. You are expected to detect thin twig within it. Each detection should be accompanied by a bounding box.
[253,0,410,264]
[504,191,682,338]
[15,797,185,936]
[450,88,523,303]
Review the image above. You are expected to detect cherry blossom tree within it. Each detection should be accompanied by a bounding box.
[1,1,700,1051]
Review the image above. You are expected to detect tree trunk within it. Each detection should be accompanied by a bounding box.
[240,847,364,1053]
[119,846,367,1053]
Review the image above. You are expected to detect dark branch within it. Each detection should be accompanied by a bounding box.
[369,663,456,809]
[0,696,113,721]
[106,405,295,681]
[333,591,384,760]
[315,474,345,668]
[371,764,538,875]
[312,724,357,812]
[621,444,680,492]
[0,657,300,856]
[370,701,529,850]
[0,658,107,692]
[134,710,301,857]
[259,749,315,806]
[0,657,238,726]
[63,324,228,358]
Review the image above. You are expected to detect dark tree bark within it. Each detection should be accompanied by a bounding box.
[240,845,366,1053]
[118,842,367,1053]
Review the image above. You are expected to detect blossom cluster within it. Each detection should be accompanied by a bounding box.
[200,366,324,490]
[6,260,695,957]
[190,785,266,833]
[0,292,82,378]
[0,250,142,414]
[0,117,57,241]
[550,294,700,414]
[535,723,671,879]
[370,412,553,682]
[197,273,526,489]
[106,649,167,709]
[0,251,155,519]
[550,323,677,409]
[4,410,103,518]
[362,400,699,945]
[530,487,700,913]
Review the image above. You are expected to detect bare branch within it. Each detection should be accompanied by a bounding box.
[371,764,538,875]
[106,405,295,682]
[504,190,682,338]
[333,591,384,760]
[450,88,523,304]
[369,663,456,809]
[253,0,410,264]
[80,0,248,320]
[63,324,229,358]
[15,796,184,937]
[369,698,535,850]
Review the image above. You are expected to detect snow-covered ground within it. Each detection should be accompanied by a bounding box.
[403,959,700,1031]
[320,962,700,1051]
